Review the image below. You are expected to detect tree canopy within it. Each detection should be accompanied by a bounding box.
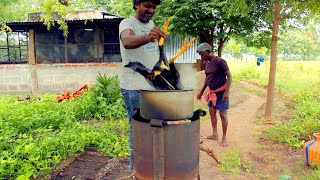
[0,0,97,35]
[153,0,270,57]
[260,0,320,120]
[95,0,133,17]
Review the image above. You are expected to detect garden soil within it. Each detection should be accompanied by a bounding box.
[49,71,307,180]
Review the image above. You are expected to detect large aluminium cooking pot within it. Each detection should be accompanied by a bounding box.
[140,89,194,120]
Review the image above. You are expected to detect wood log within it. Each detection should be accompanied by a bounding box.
[199,145,221,164]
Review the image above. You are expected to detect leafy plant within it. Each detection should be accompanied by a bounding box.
[72,75,126,120]
[0,74,129,179]
[94,73,122,105]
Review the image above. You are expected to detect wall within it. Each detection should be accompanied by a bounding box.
[0,62,202,95]
[0,63,121,94]
[0,64,33,94]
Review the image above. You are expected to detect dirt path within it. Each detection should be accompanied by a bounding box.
[197,82,265,179]
[195,72,306,180]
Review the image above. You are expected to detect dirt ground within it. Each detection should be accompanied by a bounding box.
[49,147,130,180]
[49,71,308,180]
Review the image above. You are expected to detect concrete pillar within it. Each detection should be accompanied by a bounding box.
[30,65,38,94]
[95,26,101,62]
[193,59,204,72]
[64,36,68,63]
[28,29,36,64]
[28,29,38,94]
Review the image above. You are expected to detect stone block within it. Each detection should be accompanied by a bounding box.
[8,85,18,91]
[0,85,8,91]
[19,84,31,91]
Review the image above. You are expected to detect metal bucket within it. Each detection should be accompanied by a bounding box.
[132,117,200,180]
[140,89,194,120]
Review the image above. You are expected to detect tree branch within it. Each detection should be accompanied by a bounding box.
[280,12,292,21]
[280,1,292,15]
[269,1,274,18]
[279,0,293,21]
[221,37,228,44]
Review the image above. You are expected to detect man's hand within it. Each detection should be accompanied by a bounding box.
[196,93,203,101]
[120,27,166,49]
[222,91,229,102]
[148,27,166,42]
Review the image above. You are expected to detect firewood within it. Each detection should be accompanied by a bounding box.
[199,145,221,164]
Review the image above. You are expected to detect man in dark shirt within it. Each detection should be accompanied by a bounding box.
[196,42,232,147]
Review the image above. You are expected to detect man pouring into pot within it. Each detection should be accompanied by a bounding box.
[119,0,166,172]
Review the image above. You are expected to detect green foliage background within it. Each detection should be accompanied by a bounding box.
[230,60,320,147]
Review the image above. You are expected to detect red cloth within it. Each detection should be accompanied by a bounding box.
[204,84,227,107]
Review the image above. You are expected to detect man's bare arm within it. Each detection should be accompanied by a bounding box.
[120,27,166,49]
[223,70,232,102]
[197,78,208,100]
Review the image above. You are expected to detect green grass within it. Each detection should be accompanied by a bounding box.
[219,148,242,175]
[0,75,129,179]
[229,60,320,179]
[218,148,268,179]
[229,60,320,147]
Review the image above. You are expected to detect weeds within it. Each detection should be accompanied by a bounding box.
[230,61,320,148]
[0,75,128,179]
[218,148,267,179]
[229,61,320,179]
[219,148,242,174]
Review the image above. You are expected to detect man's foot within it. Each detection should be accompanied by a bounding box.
[205,134,218,140]
[222,137,228,147]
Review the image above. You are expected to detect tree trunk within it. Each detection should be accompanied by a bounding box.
[265,1,281,121]
[217,37,227,57]
[217,45,222,57]
[199,34,214,50]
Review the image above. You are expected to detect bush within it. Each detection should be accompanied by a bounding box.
[235,65,261,81]
[0,74,129,179]
[72,74,126,120]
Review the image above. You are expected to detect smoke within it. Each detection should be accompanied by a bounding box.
[175,63,199,90]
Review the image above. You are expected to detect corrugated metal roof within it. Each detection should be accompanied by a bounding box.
[164,35,200,63]
[4,18,122,24]
[3,10,122,24]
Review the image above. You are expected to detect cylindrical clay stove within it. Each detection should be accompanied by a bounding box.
[132,89,200,180]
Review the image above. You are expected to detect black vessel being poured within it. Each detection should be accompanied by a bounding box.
[124,17,195,90]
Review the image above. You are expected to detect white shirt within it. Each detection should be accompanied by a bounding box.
[119,17,160,90]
